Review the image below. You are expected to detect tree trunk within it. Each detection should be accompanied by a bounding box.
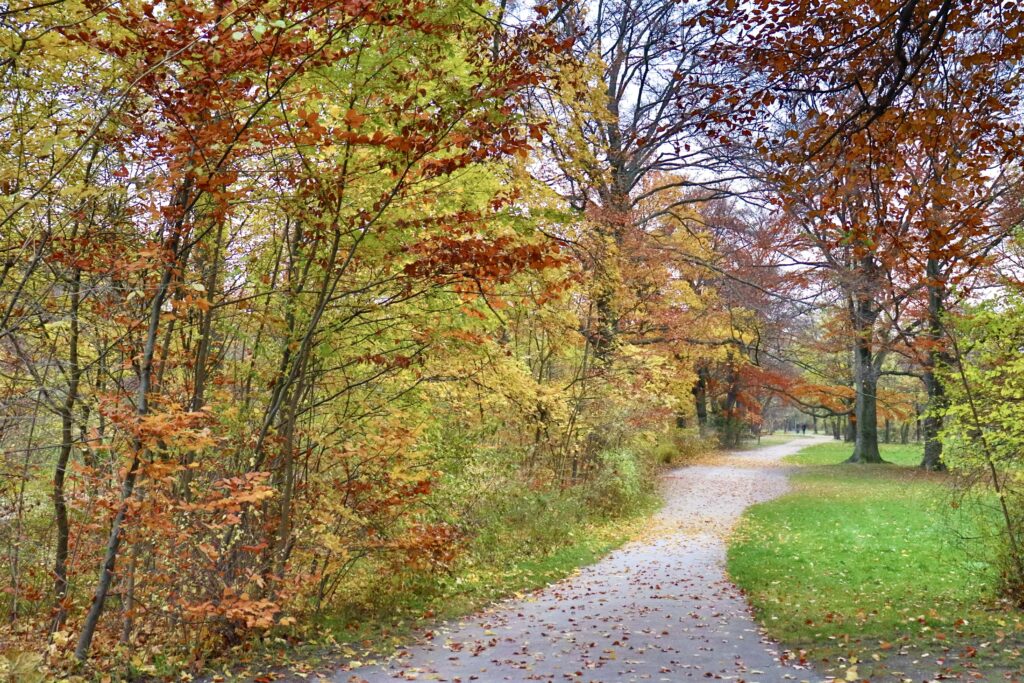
[692,366,708,434]
[848,348,883,462]
[846,288,884,463]
[920,257,948,472]
[847,327,880,462]
[75,453,142,660]
[920,367,946,471]
[75,178,190,659]
[720,357,742,448]
[53,267,82,631]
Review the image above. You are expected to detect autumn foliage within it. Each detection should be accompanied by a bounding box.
[2,0,1024,677]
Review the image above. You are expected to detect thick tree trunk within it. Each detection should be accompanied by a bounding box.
[720,358,742,448]
[590,165,630,363]
[920,367,946,471]
[920,258,948,472]
[848,352,883,462]
[592,289,618,361]
[692,367,708,433]
[847,290,884,463]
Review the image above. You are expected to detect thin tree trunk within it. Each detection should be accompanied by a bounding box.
[74,452,142,660]
[921,366,947,471]
[10,411,39,623]
[53,267,82,631]
[721,358,741,448]
[76,179,189,659]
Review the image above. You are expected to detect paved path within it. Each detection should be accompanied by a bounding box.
[335,436,828,683]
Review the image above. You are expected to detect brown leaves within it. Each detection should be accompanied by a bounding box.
[186,588,282,630]
[344,108,369,128]
[402,235,565,285]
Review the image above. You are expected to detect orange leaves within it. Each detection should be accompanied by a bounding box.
[186,588,282,630]
[198,472,275,513]
[388,523,462,572]
[0,0,575,668]
[788,382,856,414]
[131,408,215,451]
[447,329,487,345]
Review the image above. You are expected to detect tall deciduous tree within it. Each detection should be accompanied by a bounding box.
[717,0,1024,462]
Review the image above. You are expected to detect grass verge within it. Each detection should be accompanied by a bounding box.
[728,440,1024,681]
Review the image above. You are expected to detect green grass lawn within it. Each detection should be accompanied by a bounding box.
[729,441,1024,680]
[784,439,924,466]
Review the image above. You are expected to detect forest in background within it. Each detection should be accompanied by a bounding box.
[1,0,1024,678]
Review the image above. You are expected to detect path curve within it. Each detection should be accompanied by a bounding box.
[334,436,828,683]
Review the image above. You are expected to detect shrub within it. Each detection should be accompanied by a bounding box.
[940,296,1024,604]
[586,448,653,515]
[652,428,715,465]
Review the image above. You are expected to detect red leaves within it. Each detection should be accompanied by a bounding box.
[7,0,564,668]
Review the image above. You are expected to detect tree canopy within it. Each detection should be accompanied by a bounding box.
[1,0,1023,677]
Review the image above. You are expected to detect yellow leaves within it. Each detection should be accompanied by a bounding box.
[0,651,45,683]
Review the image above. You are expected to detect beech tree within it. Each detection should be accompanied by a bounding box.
[718,0,1024,463]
